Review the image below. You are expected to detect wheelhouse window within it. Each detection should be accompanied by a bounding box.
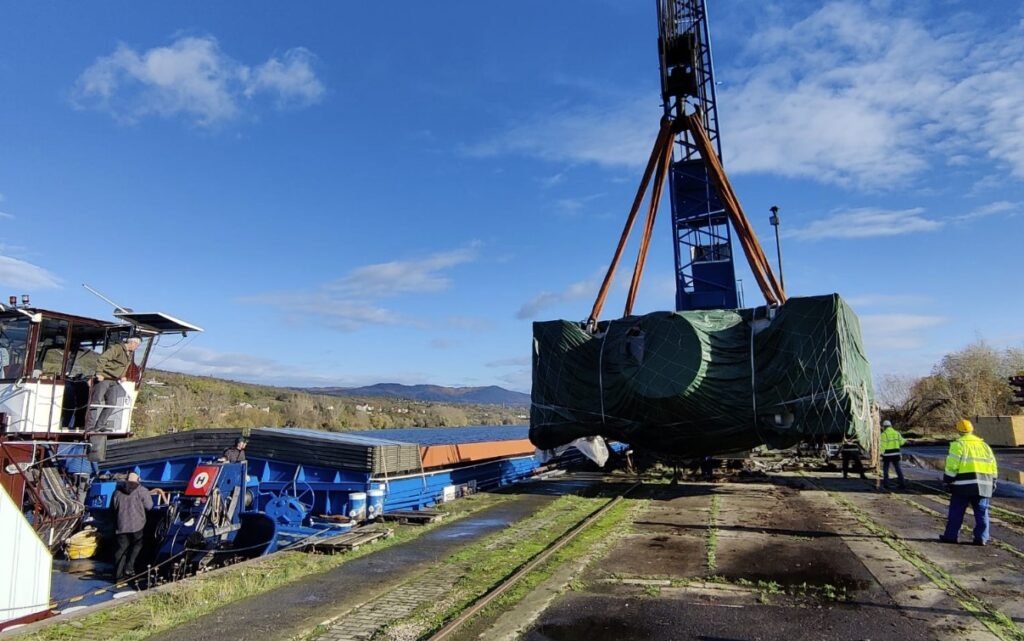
[34,317,70,379]
[66,323,106,380]
[0,315,31,380]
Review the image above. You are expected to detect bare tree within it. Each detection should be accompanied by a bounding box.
[876,373,947,429]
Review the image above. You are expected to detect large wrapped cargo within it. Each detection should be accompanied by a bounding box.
[530,294,873,457]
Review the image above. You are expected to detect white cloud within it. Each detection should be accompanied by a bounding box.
[469,97,660,169]
[954,200,1019,222]
[516,273,601,320]
[786,207,943,240]
[0,255,61,289]
[720,2,1024,187]
[243,48,324,107]
[73,36,324,126]
[324,244,479,299]
[243,244,479,332]
[469,3,1024,189]
[859,313,944,351]
[154,344,349,387]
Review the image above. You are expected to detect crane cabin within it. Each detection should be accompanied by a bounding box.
[0,296,202,439]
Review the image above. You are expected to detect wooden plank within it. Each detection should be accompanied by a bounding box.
[381,510,446,525]
[303,527,392,553]
[973,416,1024,447]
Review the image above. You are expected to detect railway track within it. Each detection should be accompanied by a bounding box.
[423,480,643,641]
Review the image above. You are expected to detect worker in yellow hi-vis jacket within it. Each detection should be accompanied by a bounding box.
[880,420,907,490]
[939,419,998,546]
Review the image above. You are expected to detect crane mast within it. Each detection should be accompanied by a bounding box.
[657,0,739,310]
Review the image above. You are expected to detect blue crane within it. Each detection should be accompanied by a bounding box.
[657,0,737,311]
[586,0,783,330]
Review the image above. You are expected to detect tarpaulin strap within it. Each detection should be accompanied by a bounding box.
[597,327,610,424]
[587,117,675,330]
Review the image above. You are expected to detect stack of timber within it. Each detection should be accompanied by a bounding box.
[972,416,1024,447]
[382,509,446,525]
[530,294,874,457]
[104,427,423,474]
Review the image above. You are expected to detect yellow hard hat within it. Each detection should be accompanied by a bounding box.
[955,419,973,433]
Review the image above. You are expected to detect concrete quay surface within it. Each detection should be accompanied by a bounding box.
[10,466,1023,641]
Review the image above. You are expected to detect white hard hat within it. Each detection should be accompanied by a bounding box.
[882,420,892,427]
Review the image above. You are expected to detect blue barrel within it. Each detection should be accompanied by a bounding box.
[367,488,385,520]
[348,492,367,521]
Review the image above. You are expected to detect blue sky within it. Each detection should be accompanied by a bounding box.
[2,0,1023,392]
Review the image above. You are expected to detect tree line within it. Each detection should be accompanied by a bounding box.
[877,341,1024,434]
[132,370,527,437]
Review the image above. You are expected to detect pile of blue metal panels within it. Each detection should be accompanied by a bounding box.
[100,426,554,519]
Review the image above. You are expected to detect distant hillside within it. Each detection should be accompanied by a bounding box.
[134,371,527,437]
[307,383,531,406]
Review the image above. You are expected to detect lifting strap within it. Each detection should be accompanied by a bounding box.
[682,112,786,307]
[586,112,786,330]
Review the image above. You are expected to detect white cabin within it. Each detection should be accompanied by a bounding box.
[0,304,201,438]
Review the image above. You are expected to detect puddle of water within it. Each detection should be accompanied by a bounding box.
[426,517,509,540]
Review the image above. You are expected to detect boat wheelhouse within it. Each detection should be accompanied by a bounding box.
[0,298,202,439]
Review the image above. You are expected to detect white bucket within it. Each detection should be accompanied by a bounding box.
[367,488,385,520]
[347,492,367,521]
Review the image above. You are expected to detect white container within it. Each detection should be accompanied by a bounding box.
[367,489,385,520]
[347,492,367,521]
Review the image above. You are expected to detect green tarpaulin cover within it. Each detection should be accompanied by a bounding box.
[530,294,873,457]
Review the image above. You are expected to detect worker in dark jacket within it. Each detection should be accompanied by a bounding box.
[111,471,153,583]
[880,420,907,490]
[86,337,141,431]
[840,439,867,480]
[222,437,247,463]
[940,419,998,546]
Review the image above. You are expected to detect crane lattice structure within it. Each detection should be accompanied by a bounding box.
[586,0,784,330]
[657,0,737,311]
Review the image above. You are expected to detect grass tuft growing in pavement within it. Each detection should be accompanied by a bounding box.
[15,493,511,641]
[829,491,1024,641]
[705,493,720,576]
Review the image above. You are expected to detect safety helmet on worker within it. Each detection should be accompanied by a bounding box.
[956,419,974,433]
[882,420,892,428]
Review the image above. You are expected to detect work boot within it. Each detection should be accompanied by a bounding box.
[938,535,957,544]
[972,540,987,547]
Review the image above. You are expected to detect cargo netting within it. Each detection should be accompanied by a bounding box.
[530,294,873,457]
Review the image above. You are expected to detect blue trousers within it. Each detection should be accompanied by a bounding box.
[942,494,990,543]
[882,458,905,487]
